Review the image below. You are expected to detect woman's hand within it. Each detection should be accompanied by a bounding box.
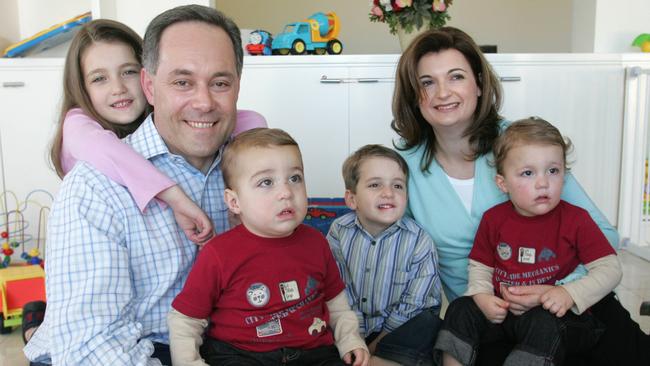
[473,293,509,324]
[500,285,553,315]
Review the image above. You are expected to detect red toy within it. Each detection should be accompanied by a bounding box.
[0,265,46,333]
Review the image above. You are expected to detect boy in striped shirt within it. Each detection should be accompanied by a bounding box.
[327,144,442,366]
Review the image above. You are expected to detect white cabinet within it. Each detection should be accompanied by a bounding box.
[239,55,400,197]
[239,60,349,196]
[240,54,627,225]
[0,54,639,242]
[349,66,400,152]
[490,55,626,225]
[0,59,63,250]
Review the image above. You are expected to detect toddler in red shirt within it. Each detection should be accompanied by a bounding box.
[168,128,369,366]
[435,117,622,366]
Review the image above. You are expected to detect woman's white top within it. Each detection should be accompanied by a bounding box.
[446,173,475,214]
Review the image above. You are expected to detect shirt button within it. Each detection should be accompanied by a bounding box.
[371,241,376,245]
[361,298,367,303]
[365,268,371,273]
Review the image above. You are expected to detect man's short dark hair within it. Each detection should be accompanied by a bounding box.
[143,4,242,75]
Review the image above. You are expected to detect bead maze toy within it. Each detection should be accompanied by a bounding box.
[0,191,50,334]
[0,131,51,333]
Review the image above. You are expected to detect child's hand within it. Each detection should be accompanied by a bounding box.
[501,284,553,315]
[540,286,574,317]
[343,348,369,366]
[159,185,214,245]
[473,293,509,324]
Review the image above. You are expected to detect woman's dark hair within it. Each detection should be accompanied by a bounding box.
[391,26,502,172]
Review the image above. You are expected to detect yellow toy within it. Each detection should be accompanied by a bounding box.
[633,34,650,53]
[0,264,45,333]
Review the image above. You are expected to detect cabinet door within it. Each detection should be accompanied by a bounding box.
[492,64,625,224]
[0,68,62,242]
[239,65,349,197]
[349,66,400,152]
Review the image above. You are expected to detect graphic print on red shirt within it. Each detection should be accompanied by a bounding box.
[469,201,615,297]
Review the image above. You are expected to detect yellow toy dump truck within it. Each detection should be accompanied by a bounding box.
[272,12,343,55]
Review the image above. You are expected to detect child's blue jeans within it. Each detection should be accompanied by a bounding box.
[435,296,604,366]
[200,338,344,365]
[367,307,442,366]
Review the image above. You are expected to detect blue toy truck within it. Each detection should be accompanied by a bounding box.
[271,12,343,55]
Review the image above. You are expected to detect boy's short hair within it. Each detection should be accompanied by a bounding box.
[342,144,409,193]
[493,117,573,175]
[222,128,301,188]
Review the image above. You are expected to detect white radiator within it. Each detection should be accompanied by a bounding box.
[618,66,650,260]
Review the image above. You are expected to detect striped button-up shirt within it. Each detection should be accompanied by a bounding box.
[24,115,230,365]
[327,212,441,336]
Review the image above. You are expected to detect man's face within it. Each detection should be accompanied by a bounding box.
[142,21,239,172]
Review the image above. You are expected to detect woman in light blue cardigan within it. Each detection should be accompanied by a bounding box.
[391,26,648,365]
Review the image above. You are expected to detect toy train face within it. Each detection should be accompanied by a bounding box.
[246,30,273,56]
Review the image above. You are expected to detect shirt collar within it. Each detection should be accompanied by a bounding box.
[125,113,170,160]
[345,215,414,239]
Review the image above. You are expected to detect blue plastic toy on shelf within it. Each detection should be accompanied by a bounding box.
[3,12,92,58]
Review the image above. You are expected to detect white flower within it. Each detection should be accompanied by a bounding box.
[380,0,392,10]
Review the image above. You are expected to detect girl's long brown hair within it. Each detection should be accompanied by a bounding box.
[50,19,149,178]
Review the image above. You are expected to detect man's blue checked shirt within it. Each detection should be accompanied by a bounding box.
[25,115,230,365]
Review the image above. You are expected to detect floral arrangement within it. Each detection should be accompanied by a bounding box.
[369,0,453,35]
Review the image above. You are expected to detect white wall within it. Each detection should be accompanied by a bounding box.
[571,0,596,52]
[593,0,649,53]
[217,0,574,54]
[16,0,88,39]
[0,0,213,48]
[0,0,19,51]
[447,0,573,53]
[1,0,647,55]
[93,0,213,36]
[216,0,401,54]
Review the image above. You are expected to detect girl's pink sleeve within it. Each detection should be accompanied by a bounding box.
[232,109,268,136]
[62,108,175,211]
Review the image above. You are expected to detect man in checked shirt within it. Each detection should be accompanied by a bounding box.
[25,5,242,365]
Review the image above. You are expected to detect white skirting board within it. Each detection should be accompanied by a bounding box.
[622,245,650,262]
[621,220,650,261]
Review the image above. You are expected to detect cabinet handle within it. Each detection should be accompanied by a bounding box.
[357,78,379,83]
[320,76,395,84]
[2,81,25,88]
[499,77,521,82]
[320,75,343,84]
